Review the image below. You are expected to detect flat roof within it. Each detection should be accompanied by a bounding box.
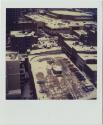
[29,53,67,99]
[87,64,97,71]
[6,51,18,54]
[6,51,19,61]
[25,14,96,29]
[10,31,35,37]
[74,30,87,35]
[28,52,96,99]
[64,40,76,46]
[72,45,97,53]
[60,33,79,40]
[30,47,62,55]
[78,53,97,61]
[50,10,92,17]
[64,40,97,53]
[79,89,97,99]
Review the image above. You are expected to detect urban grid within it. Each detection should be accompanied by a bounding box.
[6,8,97,100]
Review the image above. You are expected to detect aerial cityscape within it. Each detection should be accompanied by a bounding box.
[6,8,97,100]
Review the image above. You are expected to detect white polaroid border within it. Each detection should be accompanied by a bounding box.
[0,0,102,125]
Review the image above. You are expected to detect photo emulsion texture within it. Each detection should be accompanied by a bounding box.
[6,8,97,100]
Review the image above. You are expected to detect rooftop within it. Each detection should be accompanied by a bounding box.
[50,10,92,17]
[64,40,97,53]
[6,51,19,61]
[25,14,96,29]
[30,47,62,55]
[10,31,35,38]
[28,52,96,100]
[74,30,87,36]
[60,33,79,40]
[78,53,97,61]
[87,64,97,72]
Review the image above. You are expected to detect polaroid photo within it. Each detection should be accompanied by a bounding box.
[0,0,102,125]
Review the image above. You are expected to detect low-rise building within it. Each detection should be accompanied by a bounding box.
[48,10,94,21]
[27,48,96,100]
[73,29,97,45]
[25,14,96,35]
[59,33,79,41]
[6,51,21,99]
[13,19,36,31]
[10,30,38,52]
[59,39,97,85]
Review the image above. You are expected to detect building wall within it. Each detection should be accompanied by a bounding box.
[6,60,21,91]
[13,22,36,31]
[59,36,97,85]
[11,36,37,53]
[84,65,97,86]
